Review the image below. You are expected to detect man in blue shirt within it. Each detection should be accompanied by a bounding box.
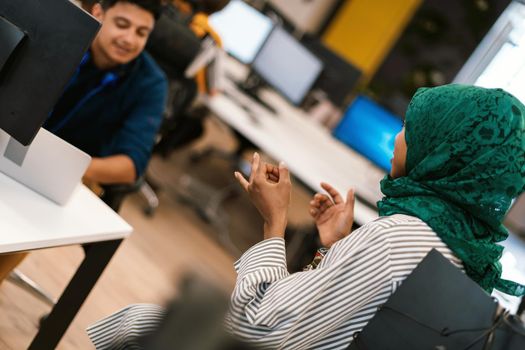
[45,0,167,185]
[0,0,166,285]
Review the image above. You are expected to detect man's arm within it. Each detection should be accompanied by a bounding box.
[84,155,136,184]
[99,55,168,183]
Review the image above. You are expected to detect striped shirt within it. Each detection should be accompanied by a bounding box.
[225,214,463,350]
[87,304,166,350]
[86,214,463,350]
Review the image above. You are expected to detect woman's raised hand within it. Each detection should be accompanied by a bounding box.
[309,182,355,248]
[235,153,291,240]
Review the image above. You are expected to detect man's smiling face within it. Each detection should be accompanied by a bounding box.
[90,1,154,68]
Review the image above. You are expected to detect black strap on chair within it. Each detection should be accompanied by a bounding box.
[100,176,145,212]
[348,249,525,350]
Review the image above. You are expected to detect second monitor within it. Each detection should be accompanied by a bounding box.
[251,26,324,106]
[333,95,404,173]
[209,0,273,65]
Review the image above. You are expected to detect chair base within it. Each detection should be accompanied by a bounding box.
[175,174,240,254]
[7,269,56,307]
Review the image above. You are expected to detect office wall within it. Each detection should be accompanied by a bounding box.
[268,0,340,34]
[369,0,510,116]
[322,0,422,81]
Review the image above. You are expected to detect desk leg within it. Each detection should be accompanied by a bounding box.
[28,239,122,350]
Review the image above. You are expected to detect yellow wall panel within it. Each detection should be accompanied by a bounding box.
[322,0,422,80]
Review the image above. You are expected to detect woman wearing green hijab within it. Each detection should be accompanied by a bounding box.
[86,84,525,350]
[226,84,525,349]
[379,84,525,296]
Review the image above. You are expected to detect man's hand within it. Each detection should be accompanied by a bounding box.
[83,155,136,185]
[309,182,355,248]
[234,153,291,240]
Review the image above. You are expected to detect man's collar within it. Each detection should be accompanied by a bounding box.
[83,49,140,79]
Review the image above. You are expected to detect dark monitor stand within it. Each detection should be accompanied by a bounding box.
[233,73,278,115]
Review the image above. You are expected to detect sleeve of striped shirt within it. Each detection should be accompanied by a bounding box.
[86,303,166,350]
[227,224,394,349]
[231,238,290,324]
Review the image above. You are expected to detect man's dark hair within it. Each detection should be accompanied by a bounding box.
[99,0,163,20]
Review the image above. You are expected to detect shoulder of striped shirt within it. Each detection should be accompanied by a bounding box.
[348,214,432,239]
[370,214,426,227]
[335,214,453,258]
[369,214,464,269]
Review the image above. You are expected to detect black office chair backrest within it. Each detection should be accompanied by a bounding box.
[145,4,204,157]
[348,249,525,350]
[146,4,201,81]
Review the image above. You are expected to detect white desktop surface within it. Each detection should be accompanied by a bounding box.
[0,172,132,254]
[205,81,383,225]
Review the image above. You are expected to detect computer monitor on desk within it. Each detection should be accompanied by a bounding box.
[209,0,274,65]
[301,36,362,108]
[0,0,99,145]
[0,0,99,204]
[251,26,324,106]
[333,96,404,172]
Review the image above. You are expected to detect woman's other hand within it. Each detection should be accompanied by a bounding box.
[235,153,291,240]
[309,182,355,248]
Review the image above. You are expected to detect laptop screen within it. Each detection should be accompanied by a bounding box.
[333,96,403,172]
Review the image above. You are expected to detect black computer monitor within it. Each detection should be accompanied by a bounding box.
[209,0,274,65]
[0,0,100,146]
[333,95,404,172]
[251,26,324,106]
[301,36,362,108]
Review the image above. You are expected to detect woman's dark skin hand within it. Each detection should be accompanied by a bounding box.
[235,153,291,240]
[309,182,355,248]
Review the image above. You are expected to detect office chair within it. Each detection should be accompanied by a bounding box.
[139,275,256,350]
[7,179,140,310]
[173,141,253,254]
[136,76,202,217]
[137,2,204,217]
[348,249,525,350]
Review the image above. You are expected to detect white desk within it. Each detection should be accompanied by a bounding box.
[0,172,132,349]
[204,82,384,225]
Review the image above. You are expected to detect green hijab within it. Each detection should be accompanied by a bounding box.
[378,84,525,296]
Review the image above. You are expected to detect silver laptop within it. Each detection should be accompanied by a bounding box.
[0,128,91,205]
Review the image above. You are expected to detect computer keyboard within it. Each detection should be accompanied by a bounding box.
[240,89,278,115]
[222,85,278,119]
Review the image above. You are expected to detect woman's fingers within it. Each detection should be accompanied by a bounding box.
[308,208,319,219]
[267,173,279,183]
[321,182,343,204]
[234,171,249,192]
[249,157,289,185]
[344,188,355,215]
[249,152,260,183]
[309,193,333,219]
[319,198,332,213]
[255,152,266,180]
[310,194,323,208]
[266,163,279,182]
[278,162,290,183]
